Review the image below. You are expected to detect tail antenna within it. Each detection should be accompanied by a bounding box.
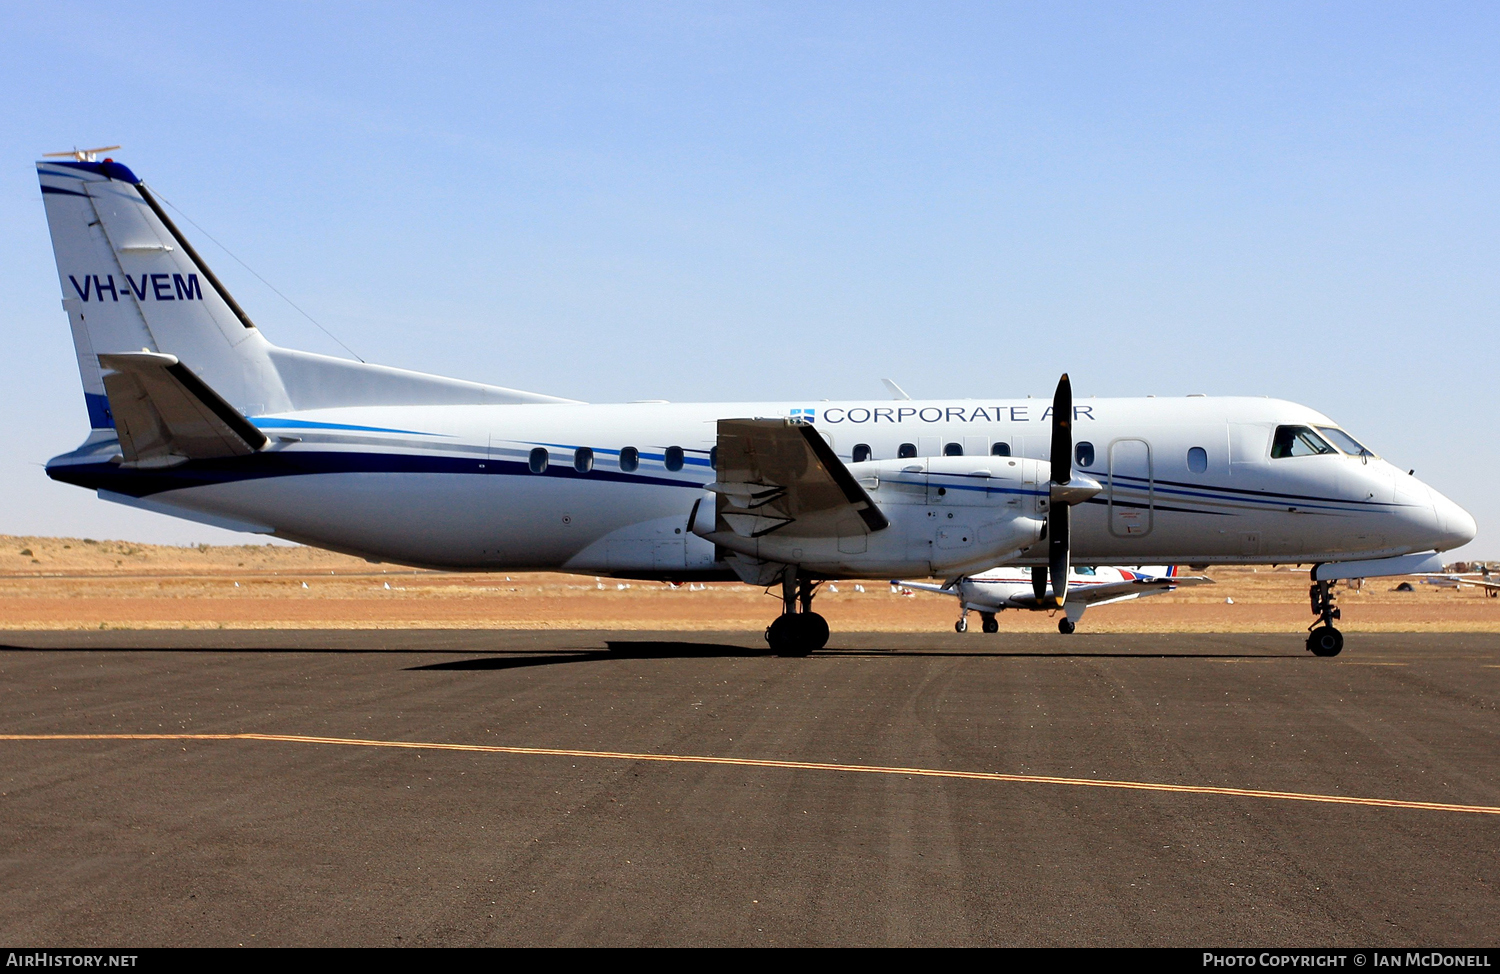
[42,145,123,163]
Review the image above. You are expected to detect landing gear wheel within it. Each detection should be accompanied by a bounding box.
[1307,626,1344,657]
[766,612,829,656]
[1058,618,1076,635]
[981,614,999,634]
[799,612,830,652]
[766,614,797,655]
[955,618,968,633]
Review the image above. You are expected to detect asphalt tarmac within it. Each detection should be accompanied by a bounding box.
[0,630,1495,947]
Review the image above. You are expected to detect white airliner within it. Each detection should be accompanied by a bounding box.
[35,155,1478,657]
[895,565,1214,634]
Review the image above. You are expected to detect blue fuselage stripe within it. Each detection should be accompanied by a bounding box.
[46,450,708,497]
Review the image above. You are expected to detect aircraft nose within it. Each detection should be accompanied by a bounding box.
[1432,489,1478,551]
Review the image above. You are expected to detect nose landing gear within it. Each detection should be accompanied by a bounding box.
[765,568,829,656]
[1307,579,1344,657]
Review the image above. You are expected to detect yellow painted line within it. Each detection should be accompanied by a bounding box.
[3,732,1497,817]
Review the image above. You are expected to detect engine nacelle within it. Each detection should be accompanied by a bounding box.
[693,455,1051,578]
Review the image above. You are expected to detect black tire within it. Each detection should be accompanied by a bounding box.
[768,613,828,656]
[1058,618,1076,634]
[955,619,967,633]
[799,612,830,652]
[981,614,999,634]
[766,614,798,655]
[1307,626,1344,657]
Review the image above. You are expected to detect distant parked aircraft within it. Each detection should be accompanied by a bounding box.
[895,566,1213,634]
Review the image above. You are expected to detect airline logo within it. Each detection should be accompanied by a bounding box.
[790,408,816,423]
[68,273,202,303]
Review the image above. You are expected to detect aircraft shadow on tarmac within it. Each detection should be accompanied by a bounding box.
[409,641,766,670]
[0,640,1305,667]
[408,640,1306,670]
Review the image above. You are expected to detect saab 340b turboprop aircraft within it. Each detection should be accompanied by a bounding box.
[35,154,1478,657]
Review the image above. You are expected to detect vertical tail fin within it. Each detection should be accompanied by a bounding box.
[37,158,291,427]
[39,155,580,425]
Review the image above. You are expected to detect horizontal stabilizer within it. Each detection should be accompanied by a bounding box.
[99,351,267,467]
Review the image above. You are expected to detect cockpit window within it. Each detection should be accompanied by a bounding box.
[1271,426,1337,459]
[1316,427,1377,458]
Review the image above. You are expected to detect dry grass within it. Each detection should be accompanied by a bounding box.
[0,534,1494,633]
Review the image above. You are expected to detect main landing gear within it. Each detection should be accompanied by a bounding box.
[765,568,829,656]
[955,610,1000,634]
[1307,579,1344,657]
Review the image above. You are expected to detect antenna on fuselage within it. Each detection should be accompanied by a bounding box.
[881,378,912,401]
[43,145,123,163]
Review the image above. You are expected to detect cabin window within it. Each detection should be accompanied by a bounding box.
[1075,441,1095,468]
[991,442,1011,457]
[852,443,872,463]
[1187,447,1208,473]
[944,442,963,456]
[709,446,718,470]
[574,447,593,473]
[664,446,684,472]
[1271,426,1337,459]
[1076,566,1097,576]
[619,447,639,472]
[528,447,548,474]
[898,442,917,459]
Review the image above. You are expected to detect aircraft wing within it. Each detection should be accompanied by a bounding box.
[711,419,888,539]
[1062,575,1213,605]
[1414,573,1500,590]
[890,580,955,595]
[98,351,268,468]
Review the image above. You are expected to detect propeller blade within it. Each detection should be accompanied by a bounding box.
[1050,373,1072,486]
[1044,372,1074,607]
[1048,503,1070,606]
[1031,565,1047,601]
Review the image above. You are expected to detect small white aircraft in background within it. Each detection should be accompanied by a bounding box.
[895,565,1213,634]
[1413,566,1500,598]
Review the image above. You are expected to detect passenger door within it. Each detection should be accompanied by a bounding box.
[1108,438,1153,537]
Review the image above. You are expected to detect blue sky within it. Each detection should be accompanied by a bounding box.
[2,2,1495,555]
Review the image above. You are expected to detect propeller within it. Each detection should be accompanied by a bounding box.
[1047,375,1073,607]
[1041,374,1102,608]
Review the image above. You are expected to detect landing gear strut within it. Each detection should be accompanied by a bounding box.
[765,568,829,656]
[1306,579,1344,657]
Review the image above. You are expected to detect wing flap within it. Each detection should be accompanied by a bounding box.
[713,419,888,538]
